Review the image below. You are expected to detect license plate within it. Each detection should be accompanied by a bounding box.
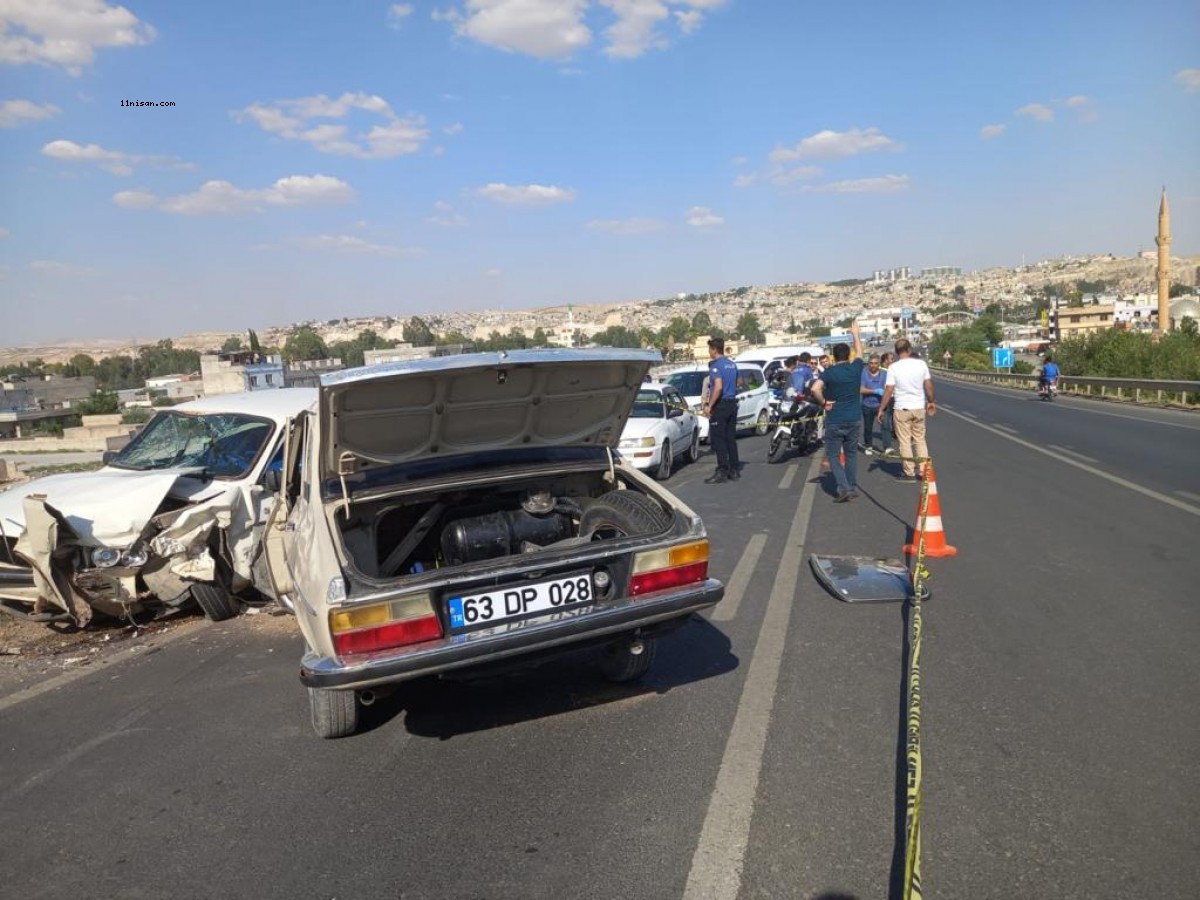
[447,572,595,632]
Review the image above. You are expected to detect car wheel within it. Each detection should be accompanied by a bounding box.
[599,634,657,683]
[656,440,672,480]
[309,687,359,739]
[580,491,671,540]
[768,431,785,462]
[685,428,700,463]
[754,407,770,436]
[190,582,242,622]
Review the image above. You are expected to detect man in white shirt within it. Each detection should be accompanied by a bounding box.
[877,339,936,480]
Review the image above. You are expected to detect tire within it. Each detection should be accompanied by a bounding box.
[768,431,785,462]
[309,687,359,739]
[684,428,701,463]
[580,490,671,540]
[655,440,672,481]
[754,407,770,436]
[190,582,242,622]
[599,635,657,683]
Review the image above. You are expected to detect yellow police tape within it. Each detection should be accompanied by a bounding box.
[903,460,932,900]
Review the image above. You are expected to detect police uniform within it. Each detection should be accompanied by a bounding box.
[706,354,740,482]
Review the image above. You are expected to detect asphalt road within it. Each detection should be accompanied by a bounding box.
[1,386,1197,900]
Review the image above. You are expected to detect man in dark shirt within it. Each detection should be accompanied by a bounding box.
[811,321,865,502]
[704,337,740,484]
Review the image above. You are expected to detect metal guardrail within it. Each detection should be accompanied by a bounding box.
[930,367,1200,407]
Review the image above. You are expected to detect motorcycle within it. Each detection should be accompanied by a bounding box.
[767,394,825,462]
[1038,380,1058,401]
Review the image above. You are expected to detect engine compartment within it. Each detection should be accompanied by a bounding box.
[337,472,671,585]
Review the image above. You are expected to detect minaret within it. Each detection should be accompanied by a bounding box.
[1156,188,1172,332]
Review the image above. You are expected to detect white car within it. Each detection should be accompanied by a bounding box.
[0,389,316,627]
[617,384,701,480]
[661,363,773,441]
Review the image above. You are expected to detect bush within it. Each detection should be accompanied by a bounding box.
[1012,360,1035,375]
[151,396,176,407]
[121,407,152,425]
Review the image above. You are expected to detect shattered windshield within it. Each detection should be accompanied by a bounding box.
[111,412,274,479]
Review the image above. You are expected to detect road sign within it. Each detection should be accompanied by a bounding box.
[992,347,1013,369]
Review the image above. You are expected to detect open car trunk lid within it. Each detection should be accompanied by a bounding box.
[319,349,661,479]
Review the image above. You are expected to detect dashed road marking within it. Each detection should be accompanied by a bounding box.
[1176,490,1200,504]
[991,423,1018,434]
[684,455,821,900]
[711,533,768,623]
[941,407,1200,518]
[1048,444,1099,464]
[778,462,800,490]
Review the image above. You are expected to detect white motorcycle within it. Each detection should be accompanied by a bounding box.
[767,390,825,463]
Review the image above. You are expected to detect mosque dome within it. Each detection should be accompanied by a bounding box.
[1169,296,1200,323]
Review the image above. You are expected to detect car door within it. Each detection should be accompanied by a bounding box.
[263,412,307,599]
[735,366,764,424]
[664,387,690,455]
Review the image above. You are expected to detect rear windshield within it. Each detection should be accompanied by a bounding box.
[631,390,667,418]
[665,372,707,395]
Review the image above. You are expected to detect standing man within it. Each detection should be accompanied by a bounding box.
[811,321,865,502]
[859,353,886,454]
[704,337,740,484]
[878,338,936,481]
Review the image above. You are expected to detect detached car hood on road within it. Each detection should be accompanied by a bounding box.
[319,349,661,477]
[0,467,226,547]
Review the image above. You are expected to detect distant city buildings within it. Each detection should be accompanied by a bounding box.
[920,266,962,277]
[872,267,911,283]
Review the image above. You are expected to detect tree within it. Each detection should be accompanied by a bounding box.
[221,336,243,353]
[121,407,152,424]
[531,327,549,347]
[1169,282,1196,298]
[591,325,641,348]
[68,353,97,377]
[952,285,966,298]
[691,310,713,333]
[660,317,691,344]
[403,316,435,346]
[248,330,262,355]
[76,390,120,415]
[736,312,764,343]
[283,328,329,361]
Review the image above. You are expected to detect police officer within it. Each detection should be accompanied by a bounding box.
[704,337,740,483]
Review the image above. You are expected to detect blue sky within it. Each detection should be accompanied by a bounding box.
[1,0,1197,345]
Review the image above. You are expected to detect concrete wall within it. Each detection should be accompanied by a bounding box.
[0,436,112,452]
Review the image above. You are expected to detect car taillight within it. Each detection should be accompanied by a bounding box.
[629,540,709,596]
[330,594,443,657]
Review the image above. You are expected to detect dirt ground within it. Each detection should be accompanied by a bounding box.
[0,602,300,696]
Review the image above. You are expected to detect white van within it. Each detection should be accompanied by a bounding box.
[735,345,825,387]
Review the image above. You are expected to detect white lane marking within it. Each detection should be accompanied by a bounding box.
[957,409,978,419]
[1176,490,1200,504]
[778,463,799,490]
[684,455,822,900]
[1048,444,1099,464]
[992,423,1018,434]
[0,620,212,714]
[941,408,1200,518]
[711,533,768,623]
[943,380,1200,431]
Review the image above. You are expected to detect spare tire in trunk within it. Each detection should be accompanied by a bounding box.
[579,491,670,540]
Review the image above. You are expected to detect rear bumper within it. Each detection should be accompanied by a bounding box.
[301,578,724,690]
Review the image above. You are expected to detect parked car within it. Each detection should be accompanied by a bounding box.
[617,383,701,480]
[661,362,773,441]
[263,349,724,738]
[0,389,316,627]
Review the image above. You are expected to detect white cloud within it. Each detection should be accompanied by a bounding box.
[770,127,901,162]
[734,163,821,190]
[297,234,423,257]
[387,3,414,26]
[1016,103,1054,122]
[427,199,468,226]
[0,0,155,75]
[441,0,592,60]
[237,92,430,159]
[685,205,722,228]
[733,172,759,188]
[1064,95,1089,107]
[115,174,355,215]
[437,0,723,61]
[586,217,665,234]
[0,98,60,127]
[29,259,92,274]
[41,138,191,175]
[980,123,1006,139]
[474,182,576,206]
[443,122,463,135]
[806,174,910,194]
[1176,68,1200,93]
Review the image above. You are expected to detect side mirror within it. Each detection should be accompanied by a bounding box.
[667,406,683,418]
[262,468,282,493]
[101,450,117,465]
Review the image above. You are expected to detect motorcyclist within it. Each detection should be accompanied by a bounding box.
[1039,355,1061,394]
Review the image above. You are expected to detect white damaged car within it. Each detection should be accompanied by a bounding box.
[263,349,724,738]
[0,389,315,627]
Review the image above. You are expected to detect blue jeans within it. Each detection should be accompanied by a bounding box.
[824,420,860,495]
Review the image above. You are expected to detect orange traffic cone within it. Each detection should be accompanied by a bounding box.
[903,463,957,558]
